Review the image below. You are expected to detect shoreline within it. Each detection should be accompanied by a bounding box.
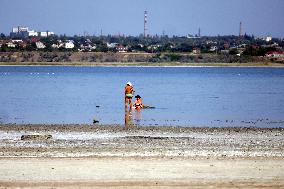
[0,61,284,67]
[1,124,283,158]
[1,123,284,132]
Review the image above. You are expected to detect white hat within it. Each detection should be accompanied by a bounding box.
[126,81,132,86]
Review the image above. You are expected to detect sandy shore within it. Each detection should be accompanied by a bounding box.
[0,157,283,189]
[0,124,283,188]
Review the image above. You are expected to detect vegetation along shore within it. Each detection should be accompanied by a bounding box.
[1,34,283,66]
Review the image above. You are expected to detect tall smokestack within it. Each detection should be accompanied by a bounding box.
[239,22,243,37]
[144,11,148,37]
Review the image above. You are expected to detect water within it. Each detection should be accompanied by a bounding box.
[0,66,284,128]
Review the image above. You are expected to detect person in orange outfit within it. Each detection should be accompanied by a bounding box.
[134,95,143,110]
[125,81,135,109]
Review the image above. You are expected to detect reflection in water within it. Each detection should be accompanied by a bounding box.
[124,108,143,128]
[133,109,142,126]
[124,108,135,128]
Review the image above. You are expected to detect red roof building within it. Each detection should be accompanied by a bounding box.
[266,51,284,58]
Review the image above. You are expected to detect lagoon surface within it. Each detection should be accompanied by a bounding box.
[0,66,284,128]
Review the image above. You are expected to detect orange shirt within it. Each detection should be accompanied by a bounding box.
[125,85,134,94]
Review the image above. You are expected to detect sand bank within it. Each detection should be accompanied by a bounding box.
[0,157,283,189]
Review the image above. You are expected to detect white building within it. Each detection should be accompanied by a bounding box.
[12,39,23,43]
[7,42,16,48]
[11,26,55,38]
[40,31,55,37]
[28,30,38,37]
[52,40,64,49]
[12,26,29,33]
[51,44,59,48]
[65,41,75,49]
[266,36,272,42]
[36,42,46,49]
[12,27,18,33]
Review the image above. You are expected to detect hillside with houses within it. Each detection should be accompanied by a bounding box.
[0,26,283,64]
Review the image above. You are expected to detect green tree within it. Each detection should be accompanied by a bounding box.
[0,33,6,39]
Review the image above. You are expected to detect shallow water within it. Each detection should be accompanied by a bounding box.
[0,66,284,128]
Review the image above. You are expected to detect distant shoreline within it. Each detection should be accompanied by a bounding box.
[0,62,284,67]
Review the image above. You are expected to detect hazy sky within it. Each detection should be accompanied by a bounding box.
[0,0,283,37]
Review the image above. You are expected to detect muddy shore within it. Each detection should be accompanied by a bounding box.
[0,124,283,188]
[0,124,283,158]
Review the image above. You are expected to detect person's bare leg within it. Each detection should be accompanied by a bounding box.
[129,99,133,111]
[125,109,129,128]
[125,97,128,109]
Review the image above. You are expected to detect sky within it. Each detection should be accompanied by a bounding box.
[0,0,284,38]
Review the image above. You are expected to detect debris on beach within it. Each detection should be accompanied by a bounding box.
[21,134,52,141]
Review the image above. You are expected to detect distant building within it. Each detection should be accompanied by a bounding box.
[40,31,55,37]
[64,41,75,49]
[10,26,54,38]
[116,44,127,52]
[36,41,46,49]
[12,39,23,43]
[51,40,64,49]
[9,40,27,48]
[12,26,28,33]
[79,43,96,52]
[28,30,38,37]
[187,34,200,39]
[266,51,284,58]
[265,36,272,42]
[51,44,59,48]
[10,26,29,38]
[7,42,16,48]
[147,44,161,51]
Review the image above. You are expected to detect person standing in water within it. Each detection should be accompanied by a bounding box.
[134,95,143,109]
[133,95,143,126]
[125,81,135,110]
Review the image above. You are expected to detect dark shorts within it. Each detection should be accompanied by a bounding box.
[125,94,133,99]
